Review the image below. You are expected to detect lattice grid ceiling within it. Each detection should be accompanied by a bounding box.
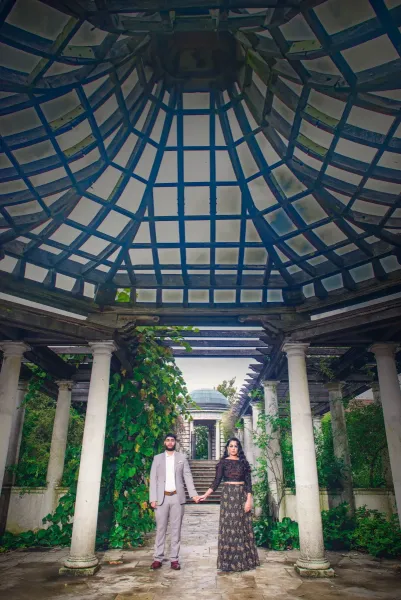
[1,0,401,309]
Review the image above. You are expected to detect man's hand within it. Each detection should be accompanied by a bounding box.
[244,499,252,513]
[192,496,200,504]
[151,501,157,509]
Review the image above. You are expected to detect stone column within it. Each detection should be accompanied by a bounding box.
[371,381,381,405]
[251,402,263,465]
[370,381,393,488]
[0,342,29,492]
[326,382,355,515]
[263,380,284,520]
[5,380,28,483]
[370,343,401,525]
[215,420,221,459]
[62,341,115,575]
[312,415,322,436]
[242,415,254,466]
[208,424,213,460]
[42,380,73,519]
[189,420,195,459]
[284,343,333,576]
[251,402,263,516]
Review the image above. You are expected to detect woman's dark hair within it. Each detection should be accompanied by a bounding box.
[221,437,250,472]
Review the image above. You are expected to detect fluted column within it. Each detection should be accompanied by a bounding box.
[62,341,115,574]
[263,380,283,520]
[215,420,221,459]
[242,415,254,466]
[370,343,401,525]
[0,342,29,492]
[284,342,333,576]
[5,380,28,484]
[43,380,73,519]
[326,382,355,515]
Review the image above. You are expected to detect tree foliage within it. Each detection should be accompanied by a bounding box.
[216,377,237,405]
[195,426,209,460]
[346,400,390,488]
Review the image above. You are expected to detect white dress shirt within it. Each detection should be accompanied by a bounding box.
[165,451,176,492]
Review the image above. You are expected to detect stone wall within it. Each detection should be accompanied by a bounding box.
[5,487,68,534]
[3,486,397,534]
[279,488,396,521]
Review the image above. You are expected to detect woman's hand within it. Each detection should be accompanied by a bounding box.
[151,501,157,509]
[244,499,252,513]
[198,494,208,502]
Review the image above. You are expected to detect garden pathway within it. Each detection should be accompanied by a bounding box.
[0,504,400,600]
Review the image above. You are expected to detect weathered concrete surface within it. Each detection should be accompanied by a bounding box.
[0,505,400,600]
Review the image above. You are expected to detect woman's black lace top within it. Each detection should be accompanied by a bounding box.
[210,458,252,493]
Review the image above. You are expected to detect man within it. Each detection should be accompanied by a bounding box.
[149,433,199,570]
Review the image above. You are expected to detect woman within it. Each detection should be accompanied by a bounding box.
[199,437,260,572]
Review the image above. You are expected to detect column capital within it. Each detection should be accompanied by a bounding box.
[55,380,74,392]
[325,381,343,394]
[370,342,398,358]
[88,340,116,356]
[283,342,309,357]
[262,380,279,389]
[0,341,30,358]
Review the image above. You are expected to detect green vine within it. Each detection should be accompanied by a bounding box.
[1,326,193,552]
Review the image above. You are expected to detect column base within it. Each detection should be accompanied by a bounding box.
[295,565,335,578]
[59,564,100,576]
[61,554,99,576]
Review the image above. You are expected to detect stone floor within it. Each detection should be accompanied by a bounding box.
[0,505,400,600]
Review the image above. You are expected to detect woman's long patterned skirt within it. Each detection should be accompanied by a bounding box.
[217,484,260,572]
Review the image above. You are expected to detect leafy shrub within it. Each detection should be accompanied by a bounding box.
[353,507,401,558]
[254,517,299,550]
[321,503,355,550]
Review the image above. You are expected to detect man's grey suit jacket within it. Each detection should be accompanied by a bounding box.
[149,451,197,506]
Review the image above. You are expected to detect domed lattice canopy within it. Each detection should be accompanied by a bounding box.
[190,388,229,409]
[1,1,401,311]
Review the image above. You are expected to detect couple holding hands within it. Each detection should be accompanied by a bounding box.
[149,432,260,572]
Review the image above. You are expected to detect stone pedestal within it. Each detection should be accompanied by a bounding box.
[62,341,115,575]
[326,382,355,515]
[370,343,401,526]
[284,343,333,577]
[0,342,29,492]
[43,380,73,519]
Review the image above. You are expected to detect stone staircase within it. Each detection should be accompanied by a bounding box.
[185,460,221,503]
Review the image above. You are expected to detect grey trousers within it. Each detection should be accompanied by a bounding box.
[154,494,185,561]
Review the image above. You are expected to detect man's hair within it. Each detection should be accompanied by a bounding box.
[164,433,177,441]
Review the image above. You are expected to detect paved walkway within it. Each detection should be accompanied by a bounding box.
[0,505,400,600]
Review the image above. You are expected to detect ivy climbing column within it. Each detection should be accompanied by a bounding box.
[370,343,401,526]
[62,341,115,575]
[284,342,333,577]
[251,401,263,517]
[326,382,355,516]
[263,380,283,521]
[43,380,73,519]
[0,342,29,493]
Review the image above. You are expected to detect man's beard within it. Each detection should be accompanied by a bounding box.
[165,442,176,451]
